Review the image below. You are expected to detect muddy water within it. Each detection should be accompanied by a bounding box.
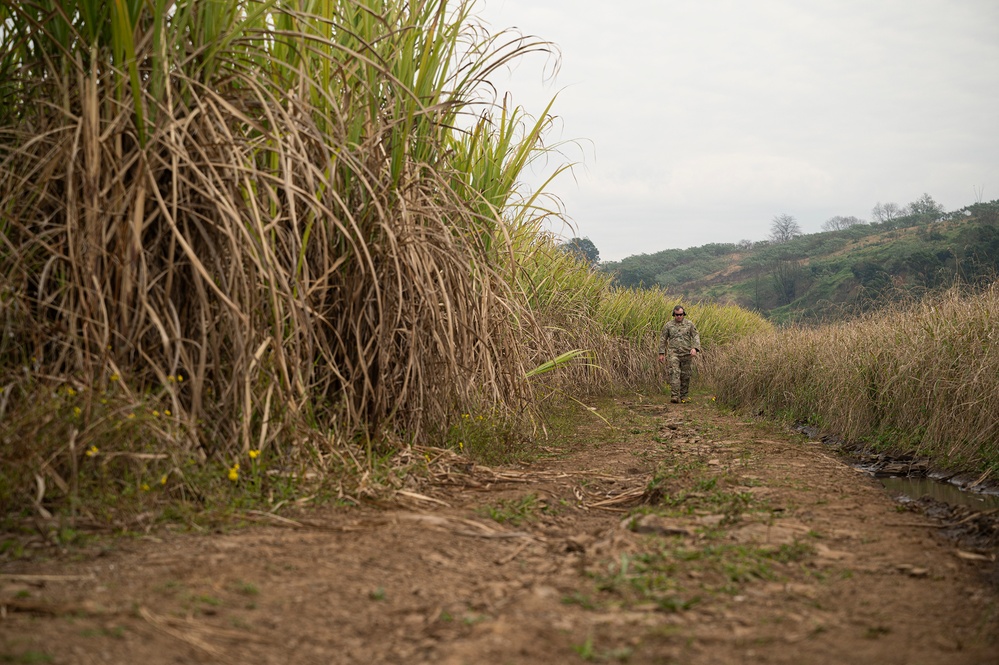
[880,476,999,510]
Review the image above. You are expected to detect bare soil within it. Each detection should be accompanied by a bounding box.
[3,393,998,664]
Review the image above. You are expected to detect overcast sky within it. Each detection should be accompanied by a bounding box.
[473,0,999,261]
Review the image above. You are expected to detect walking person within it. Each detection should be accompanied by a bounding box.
[658,305,701,403]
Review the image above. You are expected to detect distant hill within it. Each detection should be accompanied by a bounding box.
[601,201,999,323]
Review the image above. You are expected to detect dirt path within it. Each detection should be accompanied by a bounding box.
[3,393,998,664]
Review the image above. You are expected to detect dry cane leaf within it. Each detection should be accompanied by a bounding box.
[954,549,993,562]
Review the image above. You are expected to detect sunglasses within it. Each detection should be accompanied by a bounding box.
[674,312,685,316]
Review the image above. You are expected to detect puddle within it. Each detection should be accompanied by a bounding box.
[794,423,999,512]
[880,476,999,511]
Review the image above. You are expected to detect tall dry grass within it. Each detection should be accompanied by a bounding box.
[0,0,567,513]
[705,284,999,475]
[0,0,772,518]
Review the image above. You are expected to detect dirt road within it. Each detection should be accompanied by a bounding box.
[2,393,997,664]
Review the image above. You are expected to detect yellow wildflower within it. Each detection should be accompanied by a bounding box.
[458,441,464,451]
[164,410,171,416]
[160,474,168,485]
[110,374,119,382]
[152,410,160,417]
[73,406,81,416]
[248,449,260,459]
[127,413,135,419]
[228,463,240,481]
[85,445,99,457]
[66,387,76,397]
[141,483,150,492]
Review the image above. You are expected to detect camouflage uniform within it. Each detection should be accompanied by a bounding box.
[658,317,701,400]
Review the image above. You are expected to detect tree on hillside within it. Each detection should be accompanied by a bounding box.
[871,201,903,224]
[769,214,802,244]
[906,193,945,220]
[763,216,804,304]
[770,255,803,306]
[560,236,600,266]
[821,215,866,232]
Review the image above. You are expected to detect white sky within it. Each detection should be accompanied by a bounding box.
[473,0,999,261]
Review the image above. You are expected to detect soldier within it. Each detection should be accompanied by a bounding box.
[657,305,701,403]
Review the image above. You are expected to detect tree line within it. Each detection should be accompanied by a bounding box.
[596,194,999,322]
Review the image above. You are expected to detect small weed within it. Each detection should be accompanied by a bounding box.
[369,587,386,601]
[572,633,595,661]
[56,527,86,547]
[864,625,891,639]
[561,593,597,610]
[806,569,830,583]
[154,580,183,595]
[658,595,700,612]
[722,556,773,584]
[766,542,815,563]
[596,553,633,593]
[185,593,222,611]
[694,477,718,492]
[600,646,634,662]
[0,539,25,559]
[233,581,259,596]
[478,494,549,526]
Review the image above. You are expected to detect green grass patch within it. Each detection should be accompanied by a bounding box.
[0,652,53,664]
[477,493,556,526]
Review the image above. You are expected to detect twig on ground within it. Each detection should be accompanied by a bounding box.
[139,607,234,664]
[495,540,533,565]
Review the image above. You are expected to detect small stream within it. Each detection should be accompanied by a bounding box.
[879,475,999,511]
[797,424,999,511]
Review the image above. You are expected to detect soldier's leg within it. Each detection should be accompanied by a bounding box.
[678,355,692,399]
[668,352,681,402]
